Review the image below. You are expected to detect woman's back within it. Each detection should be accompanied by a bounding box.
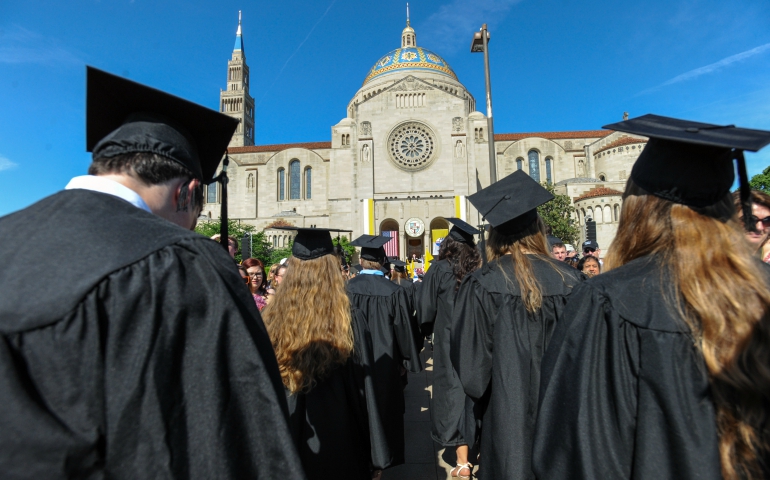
[534,254,724,479]
[451,254,584,479]
[286,309,390,479]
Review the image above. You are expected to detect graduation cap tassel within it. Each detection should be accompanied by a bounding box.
[736,150,756,233]
[217,156,230,251]
[478,221,488,265]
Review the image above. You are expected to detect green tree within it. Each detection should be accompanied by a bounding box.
[537,182,580,246]
[749,165,770,194]
[268,239,293,267]
[194,219,271,265]
[333,235,355,263]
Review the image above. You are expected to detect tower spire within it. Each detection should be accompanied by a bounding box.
[234,10,244,52]
[401,3,416,48]
[406,3,410,27]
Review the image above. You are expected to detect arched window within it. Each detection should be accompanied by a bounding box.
[304,167,312,199]
[516,157,523,171]
[545,157,553,184]
[614,204,620,222]
[528,150,540,182]
[289,160,301,200]
[278,168,285,201]
[207,182,218,204]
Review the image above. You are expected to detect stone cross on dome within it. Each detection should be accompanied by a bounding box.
[402,3,416,48]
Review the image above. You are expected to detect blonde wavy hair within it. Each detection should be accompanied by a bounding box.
[606,180,770,479]
[486,216,552,312]
[261,254,355,394]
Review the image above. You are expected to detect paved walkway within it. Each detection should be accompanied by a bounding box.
[384,341,480,480]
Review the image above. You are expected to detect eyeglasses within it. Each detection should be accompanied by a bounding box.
[248,272,264,278]
[750,215,770,229]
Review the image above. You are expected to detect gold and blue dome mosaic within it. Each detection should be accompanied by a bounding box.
[363,47,457,85]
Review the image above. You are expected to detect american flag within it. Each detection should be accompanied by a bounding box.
[382,231,399,258]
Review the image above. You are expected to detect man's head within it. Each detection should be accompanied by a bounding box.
[582,240,601,258]
[274,265,288,286]
[551,242,567,261]
[210,234,239,258]
[85,67,237,230]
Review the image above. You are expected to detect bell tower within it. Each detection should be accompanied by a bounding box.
[220,11,255,147]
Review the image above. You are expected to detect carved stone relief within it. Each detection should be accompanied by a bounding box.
[360,121,372,137]
[577,159,586,177]
[452,117,463,132]
[362,144,371,163]
[391,75,434,91]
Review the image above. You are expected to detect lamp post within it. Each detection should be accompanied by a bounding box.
[471,24,497,184]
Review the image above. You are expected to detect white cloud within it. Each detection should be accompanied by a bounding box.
[417,0,523,54]
[0,25,83,65]
[0,155,18,172]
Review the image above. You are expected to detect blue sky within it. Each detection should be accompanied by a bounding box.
[1,0,768,215]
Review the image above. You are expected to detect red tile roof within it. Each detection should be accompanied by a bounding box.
[594,136,646,155]
[574,187,624,202]
[494,130,611,141]
[228,142,331,154]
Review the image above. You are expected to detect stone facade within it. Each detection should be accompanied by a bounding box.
[204,16,650,257]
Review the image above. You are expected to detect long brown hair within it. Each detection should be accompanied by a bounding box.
[438,236,482,291]
[261,255,355,394]
[486,216,552,312]
[606,180,770,479]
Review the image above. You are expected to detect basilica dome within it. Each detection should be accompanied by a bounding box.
[363,46,457,85]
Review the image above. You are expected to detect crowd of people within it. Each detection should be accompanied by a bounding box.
[1,67,769,480]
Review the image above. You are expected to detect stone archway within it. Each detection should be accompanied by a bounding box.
[429,217,449,256]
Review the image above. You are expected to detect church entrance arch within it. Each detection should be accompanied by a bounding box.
[429,217,449,256]
[380,219,400,258]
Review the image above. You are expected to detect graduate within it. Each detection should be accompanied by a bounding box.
[262,227,389,479]
[416,218,482,479]
[0,67,304,479]
[347,235,424,468]
[533,114,770,480]
[450,171,585,479]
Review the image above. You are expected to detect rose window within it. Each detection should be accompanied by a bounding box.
[388,122,437,171]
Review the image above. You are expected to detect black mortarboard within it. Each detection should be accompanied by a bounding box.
[390,259,407,272]
[275,227,348,260]
[468,170,554,235]
[350,235,391,262]
[445,218,480,245]
[86,66,238,183]
[605,114,770,210]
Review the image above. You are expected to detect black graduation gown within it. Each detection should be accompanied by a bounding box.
[347,274,423,466]
[286,308,389,479]
[416,259,469,447]
[532,255,723,480]
[0,190,305,480]
[450,255,584,480]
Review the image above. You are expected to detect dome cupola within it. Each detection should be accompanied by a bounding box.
[363,4,457,85]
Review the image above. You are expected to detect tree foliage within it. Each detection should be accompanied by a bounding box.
[749,165,770,194]
[194,219,271,265]
[333,235,355,263]
[537,182,580,246]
